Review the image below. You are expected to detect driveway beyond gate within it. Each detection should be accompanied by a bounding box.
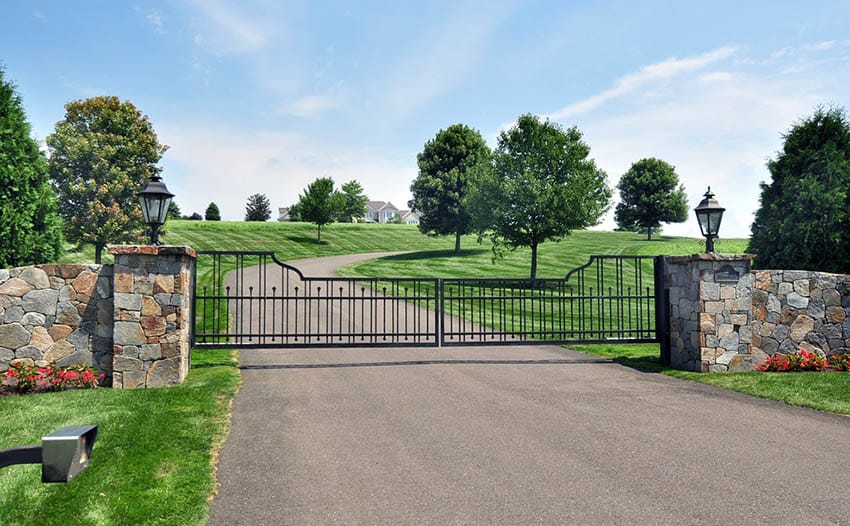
[209,344,850,525]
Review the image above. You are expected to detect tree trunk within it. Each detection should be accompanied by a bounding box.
[94,242,104,264]
[454,231,462,253]
[530,241,538,285]
[317,224,322,244]
[647,226,652,241]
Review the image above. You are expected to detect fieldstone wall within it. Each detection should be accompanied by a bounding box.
[665,255,850,372]
[0,245,196,388]
[752,270,850,358]
[0,264,113,380]
[109,245,196,388]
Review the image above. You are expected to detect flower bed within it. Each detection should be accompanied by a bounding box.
[758,350,850,372]
[1,362,105,396]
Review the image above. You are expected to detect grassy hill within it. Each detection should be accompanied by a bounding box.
[59,220,750,274]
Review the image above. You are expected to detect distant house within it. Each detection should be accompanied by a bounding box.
[398,210,420,225]
[364,201,400,223]
[277,207,290,221]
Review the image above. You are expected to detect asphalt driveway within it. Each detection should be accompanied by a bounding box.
[209,344,850,525]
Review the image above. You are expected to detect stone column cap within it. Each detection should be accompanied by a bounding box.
[107,245,197,258]
[668,253,755,264]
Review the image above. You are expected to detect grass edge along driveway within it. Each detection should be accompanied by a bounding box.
[0,349,240,526]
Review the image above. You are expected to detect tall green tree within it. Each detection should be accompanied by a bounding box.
[205,202,221,221]
[469,114,611,281]
[296,177,341,243]
[0,68,63,267]
[409,123,490,253]
[47,96,167,263]
[168,201,182,220]
[749,106,850,273]
[614,158,688,240]
[338,180,368,222]
[244,193,271,221]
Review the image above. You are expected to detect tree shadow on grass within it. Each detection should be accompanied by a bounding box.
[286,234,321,244]
[380,248,490,261]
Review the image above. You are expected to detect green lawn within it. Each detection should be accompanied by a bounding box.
[0,350,239,526]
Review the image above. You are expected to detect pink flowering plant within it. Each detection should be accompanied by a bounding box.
[758,349,849,372]
[2,362,105,393]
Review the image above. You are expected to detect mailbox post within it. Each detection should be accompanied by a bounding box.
[0,425,98,483]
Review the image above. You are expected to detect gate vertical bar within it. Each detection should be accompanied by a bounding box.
[654,256,671,364]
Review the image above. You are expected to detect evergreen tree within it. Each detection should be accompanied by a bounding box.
[205,202,221,221]
[245,193,271,221]
[0,68,62,267]
[168,201,182,220]
[749,106,850,272]
[338,180,368,222]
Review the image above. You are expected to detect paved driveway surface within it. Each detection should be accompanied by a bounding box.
[209,345,850,525]
[208,254,850,525]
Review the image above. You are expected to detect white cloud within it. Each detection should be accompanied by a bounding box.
[157,124,416,221]
[280,94,342,118]
[547,47,736,122]
[146,10,164,33]
[186,0,276,54]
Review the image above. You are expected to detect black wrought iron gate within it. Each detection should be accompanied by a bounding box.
[192,252,665,348]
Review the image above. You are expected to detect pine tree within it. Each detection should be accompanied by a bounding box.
[245,193,271,221]
[205,202,221,221]
[0,68,63,267]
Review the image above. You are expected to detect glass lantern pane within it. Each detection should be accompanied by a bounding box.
[697,212,710,236]
[707,210,723,235]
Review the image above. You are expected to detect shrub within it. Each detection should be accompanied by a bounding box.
[828,352,850,372]
[3,363,104,393]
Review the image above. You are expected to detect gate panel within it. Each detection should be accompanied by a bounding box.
[193,251,439,348]
[441,256,658,345]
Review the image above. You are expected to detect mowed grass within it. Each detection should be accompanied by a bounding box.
[0,349,240,526]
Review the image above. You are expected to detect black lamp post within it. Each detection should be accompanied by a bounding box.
[138,174,174,245]
[694,187,725,253]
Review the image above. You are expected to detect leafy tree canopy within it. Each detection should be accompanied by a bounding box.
[409,123,490,253]
[748,106,850,272]
[468,114,611,281]
[296,177,342,243]
[47,96,167,263]
[205,202,221,221]
[168,201,182,220]
[338,180,368,222]
[0,68,63,267]
[245,193,271,221]
[614,157,688,240]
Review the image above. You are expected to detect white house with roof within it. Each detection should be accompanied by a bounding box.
[364,201,399,223]
[363,201,420,224]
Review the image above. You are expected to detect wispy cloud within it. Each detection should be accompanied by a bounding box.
[547,47,736,121]
[280,93,342,118]
[186,0,277,54]
[146,10,164,33]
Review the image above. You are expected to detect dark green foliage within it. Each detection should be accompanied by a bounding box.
[296,177,342,242]
[338,180,368,222]
[244,193,271,221]
[168,201,182,220]
[48,96,167,263]
[748,107,850,272]
[0,68,62,267]
[614,158,688,240]
[410,123,491,253]
[468,114,611,281]
[288,202,301,221]
[205,202,221,221]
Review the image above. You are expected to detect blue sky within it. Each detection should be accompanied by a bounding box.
[3,1,850,238]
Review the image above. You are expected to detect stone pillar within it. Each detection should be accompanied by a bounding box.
[108,245,196,388]
[665,254,757,372]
